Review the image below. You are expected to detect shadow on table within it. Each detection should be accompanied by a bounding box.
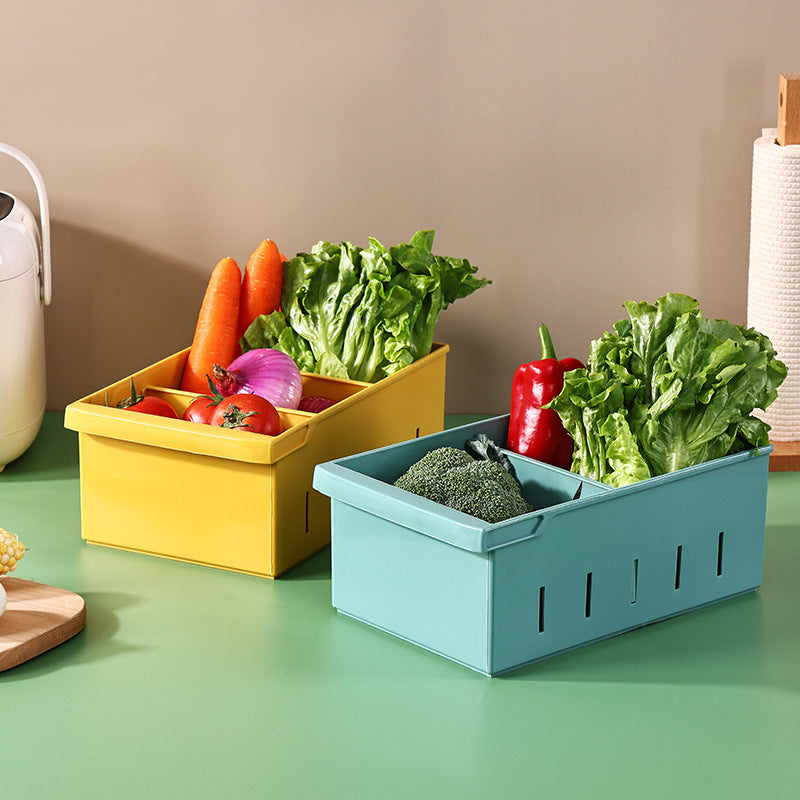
[0,414,79,483]
[0,591,148,681]
[504,524,800,692]
[280,547,332,582]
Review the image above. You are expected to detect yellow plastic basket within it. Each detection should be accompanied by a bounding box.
[64,343,448,577]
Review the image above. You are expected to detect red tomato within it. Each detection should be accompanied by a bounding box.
[116,380,178,418]
[127,397,179,418]
[183,395,221,425]
[209,394,281,435]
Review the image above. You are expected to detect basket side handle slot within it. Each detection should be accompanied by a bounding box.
[537,586,546,634]
[585,572,592,618]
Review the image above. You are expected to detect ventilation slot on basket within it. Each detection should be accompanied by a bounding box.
[538,586,545,634]
[305,491,310,535]
[630,558,639,604]
[716,532,724,576]
[415,427,420,438]
[675,545,683,590]
[585,572,593,618]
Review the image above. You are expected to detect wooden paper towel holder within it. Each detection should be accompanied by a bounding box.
[777,73,800,145]
[769,74,800,470]
[770,441,800,471]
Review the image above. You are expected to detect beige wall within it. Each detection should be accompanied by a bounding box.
[1,1,795,413]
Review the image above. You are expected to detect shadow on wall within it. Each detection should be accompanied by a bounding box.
[695,60,765,322]
[437,312,510,416]
[42,219,500,415]
[44,220,208,410]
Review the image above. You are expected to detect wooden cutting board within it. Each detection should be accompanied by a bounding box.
[0,577,86,672]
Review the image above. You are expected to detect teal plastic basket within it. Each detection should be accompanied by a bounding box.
[312,415,772,676]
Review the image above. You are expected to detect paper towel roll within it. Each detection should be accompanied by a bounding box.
[747,127,800,441]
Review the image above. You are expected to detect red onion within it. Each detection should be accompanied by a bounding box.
[212,349,302,410]
[298,395,337,413]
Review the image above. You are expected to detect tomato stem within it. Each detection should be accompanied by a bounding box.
[220,403,258,430]
[116,378,146,409]
[201,375,226,406]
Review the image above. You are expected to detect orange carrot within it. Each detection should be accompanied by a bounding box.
[237,239,285,341]
[181,256,242,394]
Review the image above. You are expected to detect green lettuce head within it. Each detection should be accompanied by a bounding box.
[547,293,787,486]
[240,230,490,383]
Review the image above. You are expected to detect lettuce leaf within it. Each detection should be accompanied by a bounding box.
[548,293,787,486]
[240,230,489,382]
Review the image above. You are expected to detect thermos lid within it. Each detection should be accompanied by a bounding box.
[0,194,40,281]
[0,192,13,221]
[0,143,51,304]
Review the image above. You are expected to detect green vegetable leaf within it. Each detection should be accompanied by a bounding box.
[599,412,652,486]
[241,230,490,382]
[548,293,787,486]
[241,311,318,373]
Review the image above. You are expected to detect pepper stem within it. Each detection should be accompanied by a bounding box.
[538,324,557,360]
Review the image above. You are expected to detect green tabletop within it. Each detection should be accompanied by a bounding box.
[2,413,799,799]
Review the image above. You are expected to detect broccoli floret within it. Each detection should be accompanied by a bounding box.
[440,460,533,523]
[393,447,474,504]
[393,446,533,523]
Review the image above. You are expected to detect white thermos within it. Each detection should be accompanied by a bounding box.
[0,143,52,471]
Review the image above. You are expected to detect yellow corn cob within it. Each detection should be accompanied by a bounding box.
[0,528,26,576]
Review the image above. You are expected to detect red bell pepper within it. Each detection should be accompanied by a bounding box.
[506,324,585,470]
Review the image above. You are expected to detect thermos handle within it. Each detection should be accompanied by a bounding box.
[0,142,52,305]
